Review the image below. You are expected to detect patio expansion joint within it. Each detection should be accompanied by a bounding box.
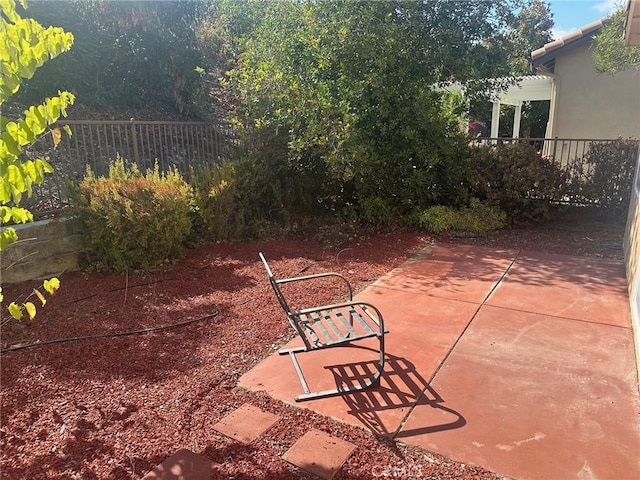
[389,249,522,439]
[482,303,634,330]
[369,283,485,306]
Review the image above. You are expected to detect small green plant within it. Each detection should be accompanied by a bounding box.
[418,199,507,233]
[71,156,193,273]
[358,196,396,227]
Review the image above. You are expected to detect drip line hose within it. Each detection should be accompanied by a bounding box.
[1,312,220,354]
[64,277,175,305]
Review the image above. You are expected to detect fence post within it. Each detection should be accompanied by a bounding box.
[130,118,139,164]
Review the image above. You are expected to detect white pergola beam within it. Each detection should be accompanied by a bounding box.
[437,75,553,139]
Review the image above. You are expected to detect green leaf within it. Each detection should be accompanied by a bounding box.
[0,130,21,157]
[0,206,11,223]
[6,164,25,194]
[8,302,23,320]
[9,206,33,224]
[46,97,61,121]
[0,227,18,250]
[0,177,11,203]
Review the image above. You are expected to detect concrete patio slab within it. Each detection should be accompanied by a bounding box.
[373,244,517,304]
[487,252,630,326]
[399,305,640,480]
[282,429,356,480]
[239,244,640,480]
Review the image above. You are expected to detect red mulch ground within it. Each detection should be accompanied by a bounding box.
[0,210,626,479]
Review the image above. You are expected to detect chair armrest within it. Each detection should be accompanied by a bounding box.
[295,301,385,333]
[276,272,353,301]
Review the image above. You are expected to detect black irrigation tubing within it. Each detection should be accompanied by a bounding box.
[295,264,315,276]
[64,277,176,305]
[0,312,220,354]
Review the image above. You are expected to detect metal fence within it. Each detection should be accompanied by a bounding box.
[22,119,237,216]
[478,136,639,178]
[18,129,639,216]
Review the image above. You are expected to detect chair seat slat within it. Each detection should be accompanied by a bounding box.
[333,309,357,338]
[298,313,321,346]
[349,306,377,335]
[308,311,335,345]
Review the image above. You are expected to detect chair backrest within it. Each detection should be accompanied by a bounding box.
[259,253,294,315]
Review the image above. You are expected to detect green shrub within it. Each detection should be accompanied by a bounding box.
[469,142,568,222]
[358,196,396,226]
[71,156,193,273]
[193,131,345,241]
[349,89,472,224]
[418,205,458,233]
[192,160,252,241]
[574,138,638,218]
[191,158,286,241]
[418,199,507,233]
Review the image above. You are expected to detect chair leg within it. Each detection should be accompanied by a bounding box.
[285,334,386,402]
[294,368,383,402]
[278,346,307,355]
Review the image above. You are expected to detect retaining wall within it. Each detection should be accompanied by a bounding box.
[1,218,83,284]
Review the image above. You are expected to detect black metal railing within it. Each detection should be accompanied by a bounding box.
[478,136,639,180]
[20,119,237,216]
[16,131,639,216]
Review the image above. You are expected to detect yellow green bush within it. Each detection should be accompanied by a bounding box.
[71,156,193,273]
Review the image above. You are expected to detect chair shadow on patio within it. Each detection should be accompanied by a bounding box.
[325,350,466,438]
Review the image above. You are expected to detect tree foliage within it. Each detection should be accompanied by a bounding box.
[507,0,554,75]
[215,0,541,224]
[1,0,71,321]
[15,0,209,115]
[468,0,554,136]
[593,8,640,74]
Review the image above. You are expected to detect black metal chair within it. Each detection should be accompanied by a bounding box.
[259,252,387,402]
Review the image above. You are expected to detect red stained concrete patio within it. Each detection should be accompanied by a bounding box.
[239,244,640,480]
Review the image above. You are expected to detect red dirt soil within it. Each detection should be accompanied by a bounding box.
[0,214,625,479]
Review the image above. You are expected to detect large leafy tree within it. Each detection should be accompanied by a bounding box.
[215,0,537,220]
[15,0,209,115]
[469,0,554,137]
[508,0,554,74]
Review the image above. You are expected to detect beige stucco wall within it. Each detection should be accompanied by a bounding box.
[550,41,640,139]
[624,148,640,382]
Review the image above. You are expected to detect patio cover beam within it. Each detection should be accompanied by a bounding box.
[440,75,553,138]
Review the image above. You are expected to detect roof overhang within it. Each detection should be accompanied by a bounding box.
[531,19,606,69]
[625,0,640,45]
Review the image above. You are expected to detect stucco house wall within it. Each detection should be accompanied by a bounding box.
[549,42,640,140]
[624,147,640,379]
